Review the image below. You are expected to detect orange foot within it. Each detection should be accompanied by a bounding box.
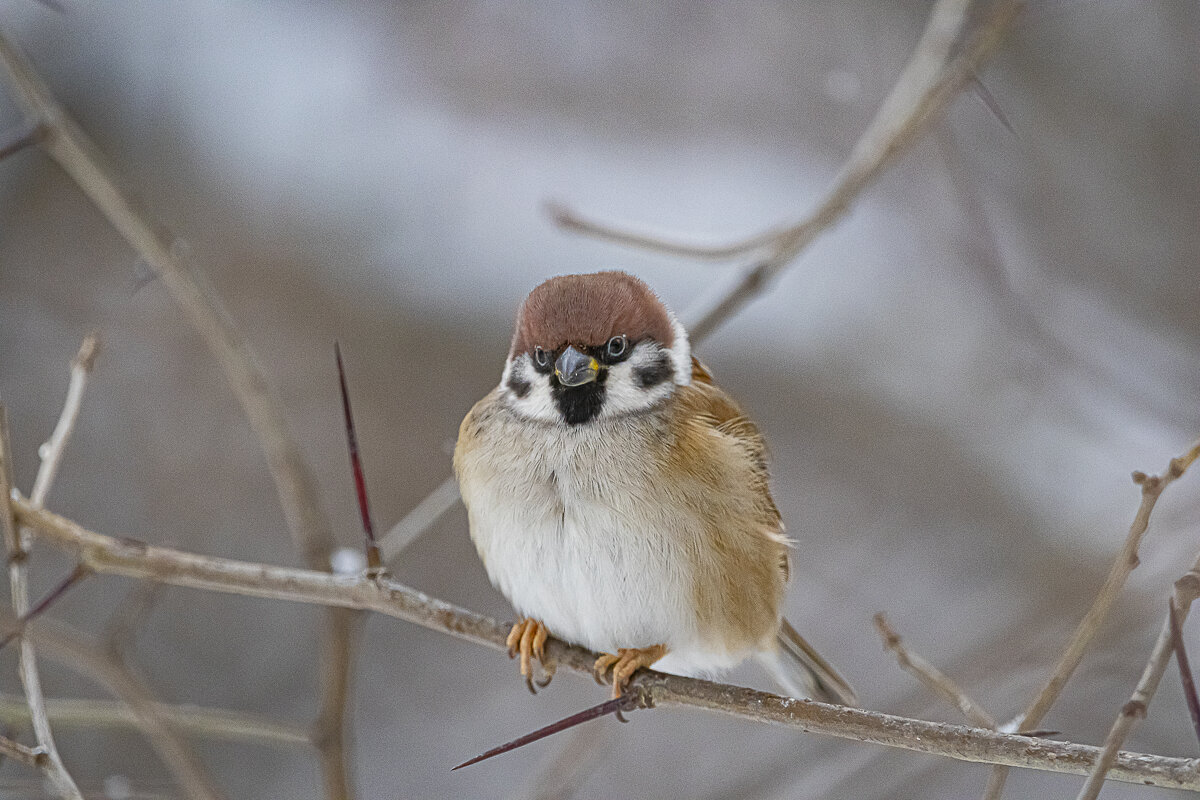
[506,618,556,694]
[593,644,668,699]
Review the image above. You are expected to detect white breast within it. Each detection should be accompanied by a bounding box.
[456,395,746,677]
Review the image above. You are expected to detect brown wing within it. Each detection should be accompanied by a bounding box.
[669,362,791,651]
[683,357,786,574]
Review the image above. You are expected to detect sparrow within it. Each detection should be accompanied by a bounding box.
[453,271,856,705]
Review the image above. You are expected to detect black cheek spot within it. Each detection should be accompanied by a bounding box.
[634,352,674,389]
[506,373,531,398]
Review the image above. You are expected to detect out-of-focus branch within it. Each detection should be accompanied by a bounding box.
[0,32,356,799]
[0,409,83,800]
[23,620,227,800]
[1074,559,1200,800]
[874,613,996,729]
[553,0,1022,344]
[985,439,1200,799]
[0,694,310,747]
[379,475,461,562]
[0,734,46,770]
[13,498,1200,791]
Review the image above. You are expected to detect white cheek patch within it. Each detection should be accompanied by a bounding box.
[499,355,558,423]
[598,342,679,419]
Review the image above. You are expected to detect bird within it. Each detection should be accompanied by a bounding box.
[453,271,856,705]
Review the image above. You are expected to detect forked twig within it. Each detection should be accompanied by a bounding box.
[12,496,1200,791]
[986,440,1200,799]
[1074,561,1200,800]
[0,409,84,800]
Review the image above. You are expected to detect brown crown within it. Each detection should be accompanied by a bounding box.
[510,271,675,356]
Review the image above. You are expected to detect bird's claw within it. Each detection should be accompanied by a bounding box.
[592,645,667,699]
[507,618,554,694]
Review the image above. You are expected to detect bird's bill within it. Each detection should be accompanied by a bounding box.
[554,345,600,387]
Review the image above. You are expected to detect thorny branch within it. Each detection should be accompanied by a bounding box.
[0,28,357,800]
[10,496,1200,791]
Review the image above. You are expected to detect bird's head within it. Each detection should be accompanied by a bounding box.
[500,271,692,425]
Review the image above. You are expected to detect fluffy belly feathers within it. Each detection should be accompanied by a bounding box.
[456,397,751,676]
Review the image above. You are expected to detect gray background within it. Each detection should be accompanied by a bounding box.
[1,1,1199,797]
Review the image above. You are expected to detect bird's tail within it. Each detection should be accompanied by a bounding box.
[758,617,858,707]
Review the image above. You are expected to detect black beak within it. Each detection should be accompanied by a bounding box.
[554,346,599,387]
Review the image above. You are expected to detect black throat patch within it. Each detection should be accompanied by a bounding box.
[551,371,607,425]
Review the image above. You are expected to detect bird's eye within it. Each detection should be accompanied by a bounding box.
[606,335,628,360]
[533,347,550,368]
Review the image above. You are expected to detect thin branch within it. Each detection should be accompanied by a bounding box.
[985,440,1200,800]
[12,498,1200,791]
[1074,561,1200,800]
[0,734,46,770]
[873,613,996,729]
[379,475,461,562]
[1171,594,1200,747]
[0,409,83,800]
[0,563,91,651]
[545,200,785,261]
[688,0,1022,342]
[0,34,356,798]
[1019,441,1200,730]
[313,608,359,800]
[29,333,99,507]
[0,694,310,747]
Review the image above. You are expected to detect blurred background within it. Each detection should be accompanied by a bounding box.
[1,0,1198,797]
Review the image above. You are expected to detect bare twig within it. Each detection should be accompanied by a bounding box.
[874,613,995,729]
[1074,560,1200,800]
[1018,442,1200,731]
[0,33,356,798]
[379,475,461,562]
[0,694,310,747]
[0,734,46,770]
[985,439,1200,799]
[1171,595,1200,747]
[12,498,1200,791]
[0,409,83,800]
[29,333,99,507]
[545,200,784,261]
